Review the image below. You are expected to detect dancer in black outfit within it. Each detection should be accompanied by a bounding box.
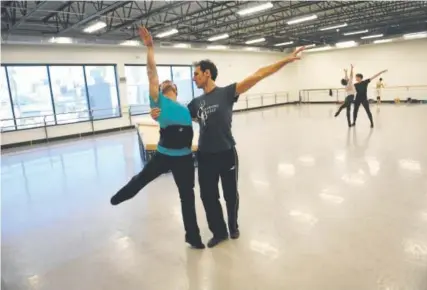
[352,69,388,128]
[335,64,355,127]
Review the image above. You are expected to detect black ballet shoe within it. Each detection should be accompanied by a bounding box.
[207,236,228,248]
[230,229,240,239]
[186,238,205,249]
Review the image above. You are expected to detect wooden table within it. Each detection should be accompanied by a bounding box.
[135,122,199,166]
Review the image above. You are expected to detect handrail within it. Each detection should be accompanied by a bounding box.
[300,84,427,92]
[1,92,292,134]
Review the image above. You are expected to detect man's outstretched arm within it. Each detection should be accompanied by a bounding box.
[369,69,388,81]
[235,46,305,95]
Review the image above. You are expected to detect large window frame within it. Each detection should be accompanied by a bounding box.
[124,64,196,116]
[1,64,121,132]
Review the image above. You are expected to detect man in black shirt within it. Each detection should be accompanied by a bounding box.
[353,69,388,128]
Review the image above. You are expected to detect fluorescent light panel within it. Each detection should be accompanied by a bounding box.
[120,40,140,46]
[361,34,383,39]
[403,31,427,39]
[207,45,227,50]
[208,33,229,41]
[274,41,294,47]
[306,45,332,52]
[374,39,393,44]
[245,37,265,44]
[49,37,73,44]
[320,23,347,31]
[156,28,178,38]
[237,2,273,16]
[336,40,358,48]
[83,21,106,33]
[343,29,368,36]
[287,14,317,25]
[173,43,191,48]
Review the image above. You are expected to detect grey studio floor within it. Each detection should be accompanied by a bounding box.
[2,104,427,290]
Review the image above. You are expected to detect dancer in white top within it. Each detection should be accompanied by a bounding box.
[335,64,355,127]
[376,78,385,104]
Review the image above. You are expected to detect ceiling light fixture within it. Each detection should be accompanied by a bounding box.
[173,43,191,48]
[403,31,427,39]
[335,40,358,48]
[305,45,332,52]
[156,28,178,38]
[343,29,369,36]
[361,34,383,39]
[287,14,317,25]
[274,41,294,47]
[208,33,229,42]
[207,45,227,50]
[245,37,266,45]
[49,37,73,44]
[83,21,107,33]
[237,2,273,16]
[373,39,393,44]
[120,40,140,46]
[320,23,348,31]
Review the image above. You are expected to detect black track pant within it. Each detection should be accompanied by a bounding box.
[353,98,374,126]
[110,152,201,242]
[197,147,239,238]
[336,94,354,126]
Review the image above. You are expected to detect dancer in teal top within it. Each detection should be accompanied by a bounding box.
[110,26,204,249]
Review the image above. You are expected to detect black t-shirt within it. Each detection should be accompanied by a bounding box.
[354,79,371,100]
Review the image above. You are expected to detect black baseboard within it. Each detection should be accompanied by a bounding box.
[1,125,135,150]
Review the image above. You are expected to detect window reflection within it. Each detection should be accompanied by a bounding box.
[84,65,120,120]
[124,65,172,115]
[49,66,90,124]
[172,66,193,104]
[0,67,15,131]
[7,66,55,129]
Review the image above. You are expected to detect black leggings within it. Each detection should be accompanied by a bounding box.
[110,152,201,241]
[336,94,354,126]
[197,147,239,238]
[353,98,373,126]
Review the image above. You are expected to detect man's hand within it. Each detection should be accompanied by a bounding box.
[138,26,153,47]
[285,46,305,63]
[150,108,161,120]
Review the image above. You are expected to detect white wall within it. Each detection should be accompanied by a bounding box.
[297,38,427,89]
[1,44,297,146]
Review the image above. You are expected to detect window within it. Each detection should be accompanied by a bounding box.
[0,67,15,131]
[7,66,55,129]
[124,65,173,115]
[172,66,193,104]
[191,66,204,97]
[124,65,150,115]
[48,66,90,124]
[84,65,120,120]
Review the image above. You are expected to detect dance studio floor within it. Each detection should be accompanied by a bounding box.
[2,104,427,290]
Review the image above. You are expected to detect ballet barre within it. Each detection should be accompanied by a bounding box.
[135,121,199,166]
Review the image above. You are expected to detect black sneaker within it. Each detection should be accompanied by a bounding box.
[207,236,228,248]
[230,230,240,239]
[186,238,205,249]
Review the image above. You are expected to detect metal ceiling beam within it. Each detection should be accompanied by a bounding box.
[42,1,74,23]
[8,1,48,32]
[58,1,132,34]
[101,1,187,36]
